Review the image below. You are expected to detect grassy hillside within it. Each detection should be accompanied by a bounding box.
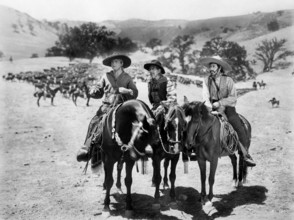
[0,5,293,61]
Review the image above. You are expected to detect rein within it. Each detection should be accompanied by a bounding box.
[111,103,146,157]
[192,115,216,145]
[158,105,186,155]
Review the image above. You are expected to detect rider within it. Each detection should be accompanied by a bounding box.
[200,55,256,167]
[76,54,138,168]
[144,60,177,111]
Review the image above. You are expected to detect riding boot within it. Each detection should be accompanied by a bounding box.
[239,142,256,167]
[76,138,92,162]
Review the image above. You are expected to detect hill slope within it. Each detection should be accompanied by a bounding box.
[0,5,293,60]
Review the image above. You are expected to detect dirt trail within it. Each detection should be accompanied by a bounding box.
[0,59,294,220]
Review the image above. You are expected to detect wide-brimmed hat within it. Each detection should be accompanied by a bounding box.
[102,54,131,68]
[199,55,232,72]
[144,60,165,74]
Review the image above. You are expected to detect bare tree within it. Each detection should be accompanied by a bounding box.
[254,38,294,72]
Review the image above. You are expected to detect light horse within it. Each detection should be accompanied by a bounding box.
[151,103,187,205]
[183,99,252,205]
[72,81,91,106]
[97,99,159,217]
[33,84,60,107]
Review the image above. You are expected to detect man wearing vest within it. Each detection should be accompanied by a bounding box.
[144,60,177,111]
[76,54,138,169]
[201,55,256,167]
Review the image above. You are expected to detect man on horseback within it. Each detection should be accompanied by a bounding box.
[76,54,138,169]
[200,55,256,167]
[144,60,177,111]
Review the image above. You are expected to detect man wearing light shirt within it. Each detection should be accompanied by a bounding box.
[200,55,256,167]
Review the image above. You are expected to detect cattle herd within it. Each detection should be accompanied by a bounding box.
[2,62,270,107]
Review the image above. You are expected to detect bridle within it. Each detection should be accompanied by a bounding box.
[158,105,186,154]
[188,104,216,146]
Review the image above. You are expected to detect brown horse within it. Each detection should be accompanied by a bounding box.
[150,103,188,206]
[183,98,252,205]
[96,99,159,217]
[33,85,60,107]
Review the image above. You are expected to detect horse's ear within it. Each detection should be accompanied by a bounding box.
[200,102,209,116]
[183,96,189,104]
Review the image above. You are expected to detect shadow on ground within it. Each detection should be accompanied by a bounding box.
[106,185,267,219]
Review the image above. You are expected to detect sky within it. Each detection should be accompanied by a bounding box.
[0,0,293,22]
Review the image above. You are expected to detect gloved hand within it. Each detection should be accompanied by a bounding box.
[212,102,220,110]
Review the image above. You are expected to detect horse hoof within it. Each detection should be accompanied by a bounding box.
[125,210,134,218]
[101,211,110,217]
[116,187,123,194]
[152,203,161,210]
[169,202,178,209]
[163,183,169,189]
[204,201,212,207]
[238,181,243,187]
[232,180,238,188]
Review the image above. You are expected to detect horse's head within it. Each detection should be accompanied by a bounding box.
[182,96,207,150]
[116,100,158,157]
[163,104,187,154]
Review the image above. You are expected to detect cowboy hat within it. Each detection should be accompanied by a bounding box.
[102,54,131,68]
[199,55,232,72]
[144,60,165,74]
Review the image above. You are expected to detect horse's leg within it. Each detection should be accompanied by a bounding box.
[238,152,245,187]
[163,158,170,189]
[51,97,54,106]
[72,95,76,106]
[229,154,238,187]
[198,158,207,204]
[37,95,41,107]
[151,152,162,209]
[208,158,218,202]
[86,97,90,106]
[124,159,135,216]
[116,162,123,191]
[169,154,180,201]
[103,158,115,212]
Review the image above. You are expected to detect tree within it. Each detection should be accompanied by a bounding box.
[47,23,116,62]
[254,38,294,72]
[146,38,162,49]
[200,37,254,80]
[170,35,195,74]
[77,23,116,62]
[267,20,279,32]
[115,37,138,53]
[45,46,64,57]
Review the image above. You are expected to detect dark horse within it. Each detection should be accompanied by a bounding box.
[257,81,266,89]
[183,99,252,205]
[33,85,60,107]
[98,99,159,217]
[151,103,187,206]
[269,97,279,107]
[72,81,91,106]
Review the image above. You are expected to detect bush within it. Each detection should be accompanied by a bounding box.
[267,20,279,32]
[31,53,39,58]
